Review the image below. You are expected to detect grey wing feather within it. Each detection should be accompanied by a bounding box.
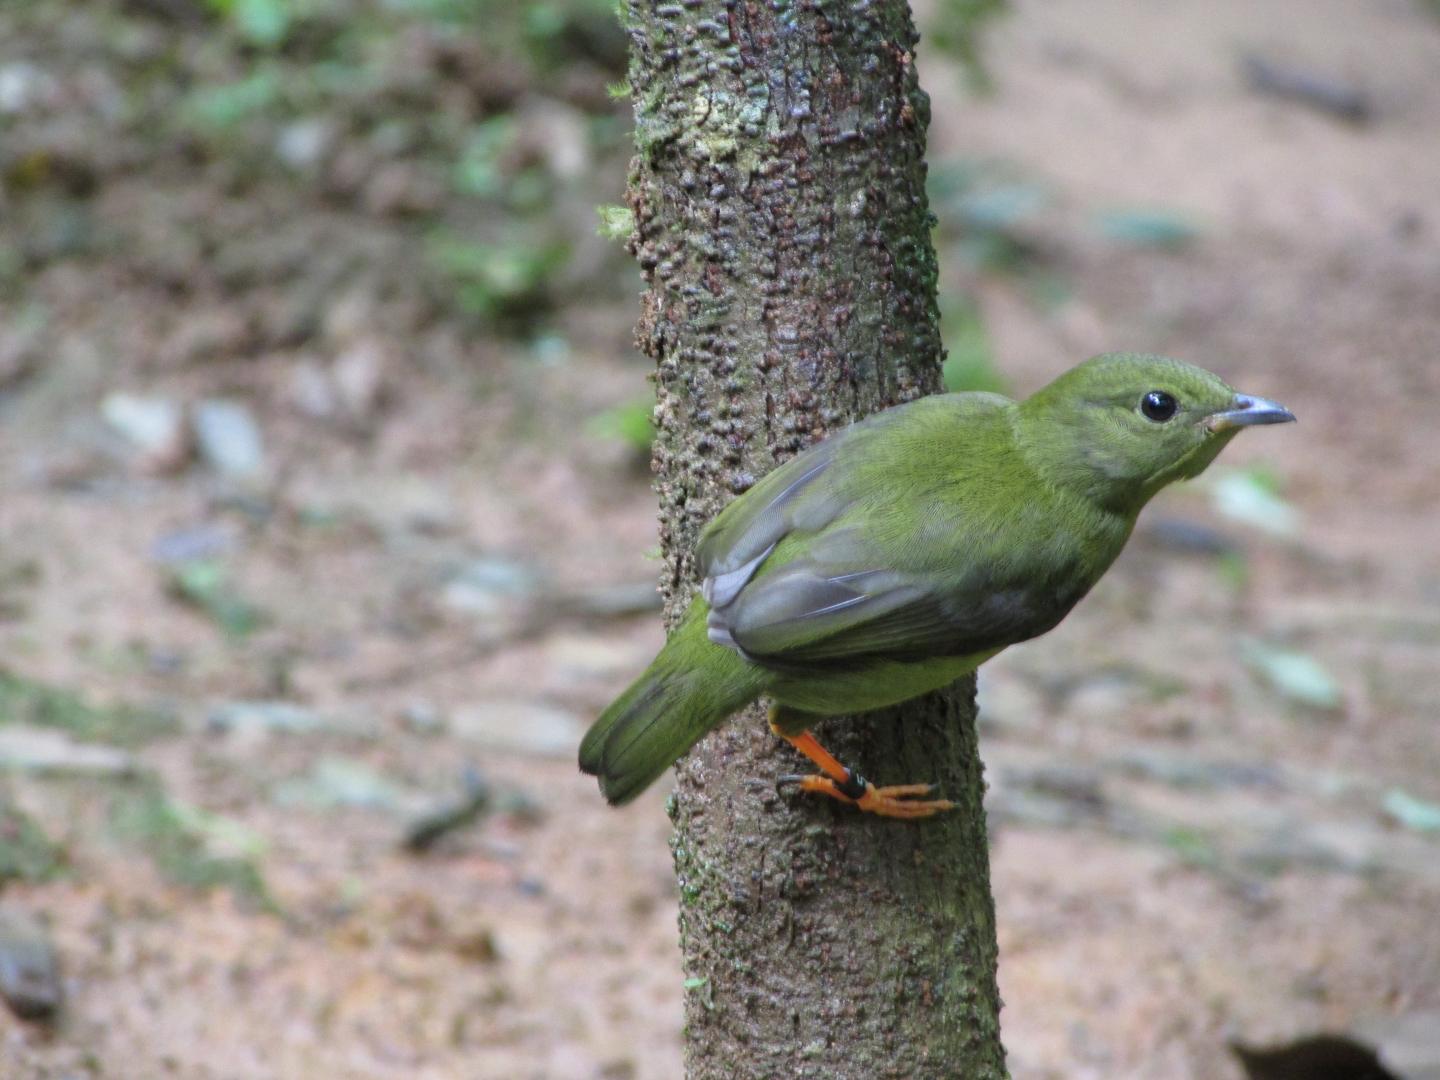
[714,557,1052,669]
[696,402,931,582]
[696,443,844,581]
[701,542,774,609]
[697,435,850,654]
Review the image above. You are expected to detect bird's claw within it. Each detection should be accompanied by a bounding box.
[774,773,954,818]
[775,773,809,797]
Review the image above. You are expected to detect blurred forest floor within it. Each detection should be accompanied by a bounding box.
[1,0,1439,1077]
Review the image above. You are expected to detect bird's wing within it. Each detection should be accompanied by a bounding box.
[696,423,860,601]
[707,528,1066,669]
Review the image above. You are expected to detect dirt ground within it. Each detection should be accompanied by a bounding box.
[1,0,1438,1077]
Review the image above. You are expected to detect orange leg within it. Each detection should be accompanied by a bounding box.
[768,707,954,820]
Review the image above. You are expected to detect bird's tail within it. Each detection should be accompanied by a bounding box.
[579,598,765,805]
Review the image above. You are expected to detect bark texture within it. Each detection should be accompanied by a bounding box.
[623,2,1006,1076]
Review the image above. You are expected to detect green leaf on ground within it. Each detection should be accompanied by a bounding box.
[165,560,268,641]
[1160,825,1220,868]
[0,798,65,885]
[183,70,283,131]
[0,670,177,746]
[588,399,654,453]
[272,757,416,813]
[1382,789,1440,834]
[925,0,1010,93]
[211,0,293,47]
[1240,639,1342,712]
[453,117,516,199]
[1094,208,1200,249]
[958,184,1047,231]
[111,786,272,908]
[940,299,1006,394]
[929,158,1051,275]
[426,236,570,324]
[1208,467,1301,537]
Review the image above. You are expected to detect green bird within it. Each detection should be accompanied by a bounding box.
[579,353,1294,817]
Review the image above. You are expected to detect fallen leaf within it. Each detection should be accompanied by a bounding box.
[1240,639,1342,712]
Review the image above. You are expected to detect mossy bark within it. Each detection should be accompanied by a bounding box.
[622,1,1006,1076]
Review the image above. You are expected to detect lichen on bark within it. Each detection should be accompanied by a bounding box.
[621,1,1007,1076]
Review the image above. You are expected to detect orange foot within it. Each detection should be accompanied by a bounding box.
[779,774,955,819]
[769,720,955,820]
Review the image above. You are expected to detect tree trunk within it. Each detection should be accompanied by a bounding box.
[622,2,1007,1076]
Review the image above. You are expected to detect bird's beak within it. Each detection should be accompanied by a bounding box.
[1205,393,1296,433]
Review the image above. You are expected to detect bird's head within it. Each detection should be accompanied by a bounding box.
[1017,352,1295,515]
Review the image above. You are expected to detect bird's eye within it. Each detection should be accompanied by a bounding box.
[1140,390,1179,422]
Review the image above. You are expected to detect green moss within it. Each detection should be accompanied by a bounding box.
[595,204,636,241]
[688,87,766,170]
